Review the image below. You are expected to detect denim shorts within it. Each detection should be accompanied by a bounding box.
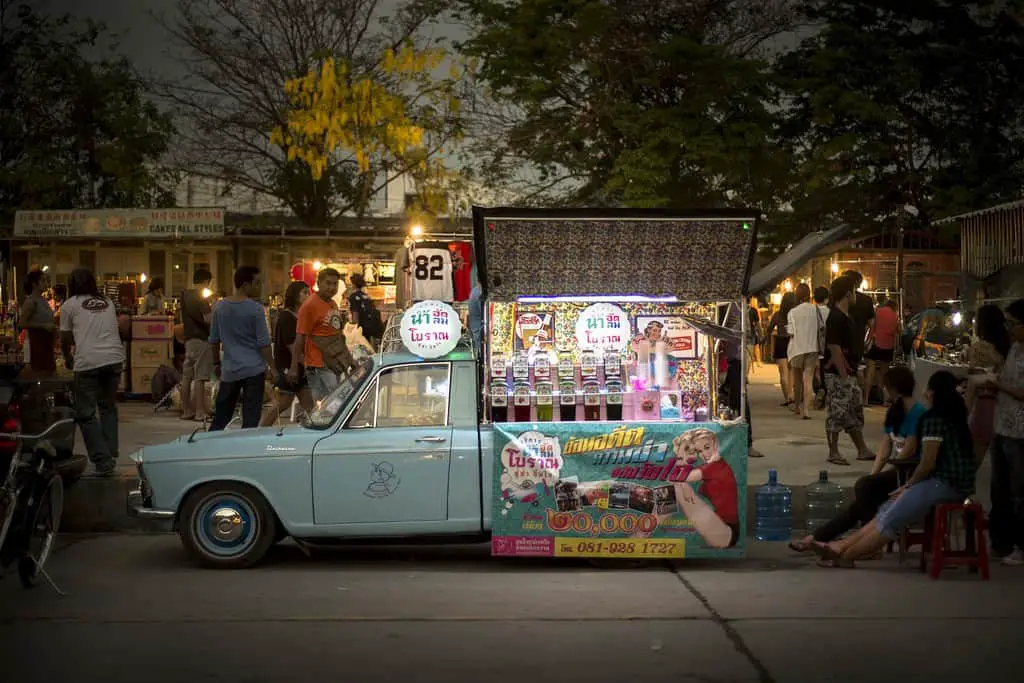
[306,367,339,401]
[875,478,962,538]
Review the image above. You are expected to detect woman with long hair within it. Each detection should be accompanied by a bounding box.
[60,267,126,476]
[142,277,166,314]
[966,304,1011,467]
[811,370,977,567]
[767,291,797,407]
[260,281,315,426]
[19,269,56,375]
[789,366,925,555]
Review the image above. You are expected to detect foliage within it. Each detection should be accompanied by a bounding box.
[779,0,1024,234]
[0,1,176,217]
[273,43,466,216]
[160,0,466,226]
[453,0,798,212]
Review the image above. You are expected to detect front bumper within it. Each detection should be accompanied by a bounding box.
[127,488,176,524]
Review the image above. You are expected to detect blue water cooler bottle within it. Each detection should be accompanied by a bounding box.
[754,469,792,541]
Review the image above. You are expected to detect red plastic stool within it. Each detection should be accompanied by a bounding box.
[920,502,990,580]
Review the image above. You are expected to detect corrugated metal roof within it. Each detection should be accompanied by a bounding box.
[934,199,1024,225]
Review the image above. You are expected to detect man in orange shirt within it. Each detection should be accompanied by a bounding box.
[289,268,345,400]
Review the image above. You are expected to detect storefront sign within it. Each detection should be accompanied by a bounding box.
[574,303,628,351]
[13,208,226,238]
[492,422,747,560]
[400,300,461,358]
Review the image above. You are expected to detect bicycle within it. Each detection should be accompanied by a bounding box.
[0,418,76,594]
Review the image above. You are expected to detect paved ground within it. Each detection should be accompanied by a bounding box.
[0,536,1021,683]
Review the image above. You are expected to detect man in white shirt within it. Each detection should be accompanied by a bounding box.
[787,283,824,419]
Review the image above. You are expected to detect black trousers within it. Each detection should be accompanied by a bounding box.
[726,359,752,448]
[812,469,900,542]
[990,435,1024,555]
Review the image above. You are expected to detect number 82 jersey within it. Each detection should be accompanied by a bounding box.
[410,246,454,302]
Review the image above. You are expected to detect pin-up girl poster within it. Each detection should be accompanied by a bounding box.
[660,428,740,549]
[633,316,699,360]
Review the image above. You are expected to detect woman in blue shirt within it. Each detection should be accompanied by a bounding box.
[790,366,925,553]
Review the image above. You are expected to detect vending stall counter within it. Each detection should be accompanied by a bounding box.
[475,207,759,560]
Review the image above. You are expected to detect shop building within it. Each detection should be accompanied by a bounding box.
[934,199,1024,305]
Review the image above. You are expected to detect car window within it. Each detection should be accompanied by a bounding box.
[375,364,450,428]
[345,379,377,429]
[305,356,374,429]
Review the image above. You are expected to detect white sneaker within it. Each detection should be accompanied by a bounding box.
[1001,549,1024,566]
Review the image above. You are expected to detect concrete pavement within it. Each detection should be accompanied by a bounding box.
[1,535,1021,682]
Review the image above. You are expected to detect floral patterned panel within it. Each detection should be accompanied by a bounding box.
[479,217,756,301]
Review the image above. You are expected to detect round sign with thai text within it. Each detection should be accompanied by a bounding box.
[400,300,462,358]
[574,303,629,351]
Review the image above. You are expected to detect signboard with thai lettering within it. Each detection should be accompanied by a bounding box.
[13,208,226,238]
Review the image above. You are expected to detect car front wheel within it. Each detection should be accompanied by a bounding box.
[179,482,277,569]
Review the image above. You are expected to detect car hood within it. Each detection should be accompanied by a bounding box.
[136,423,328,464]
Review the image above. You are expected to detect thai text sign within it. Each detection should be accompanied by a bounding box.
[492,421,748,560]
[400,300,461,358]
[574,303,628,352]
[14,208,226,238]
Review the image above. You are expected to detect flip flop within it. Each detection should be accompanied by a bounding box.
[809,541,842,562]
[827,454,851,466]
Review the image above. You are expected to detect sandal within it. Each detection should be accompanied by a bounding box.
[781,400,794,407]
[809,541,841,561]
[827,454,851,466]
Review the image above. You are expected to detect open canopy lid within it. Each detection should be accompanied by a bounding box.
[473,207,759,302]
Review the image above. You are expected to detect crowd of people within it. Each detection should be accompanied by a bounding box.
[37,264,383,476]
[752,270,1024,569]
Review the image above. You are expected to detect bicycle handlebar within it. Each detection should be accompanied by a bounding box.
[0,418,76,442]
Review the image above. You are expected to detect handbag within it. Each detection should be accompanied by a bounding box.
[311,333,358,375]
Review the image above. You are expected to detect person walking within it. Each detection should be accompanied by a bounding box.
[787,283,822,419]
[59,268,126,476]
[766,291,796,407]
[986,298,1024,566]
[19,269,56,375]
[179,269,214,422]
[965,304,1010,468]
[864,298,899,405]
[841,270,875,390]
[823,276,875,465]
[290,268,347,401]
[812,286,831,407]
[260,281,315,427]
[208,266,274,431]
[347,273,384,350]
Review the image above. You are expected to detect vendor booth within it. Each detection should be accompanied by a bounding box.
[474,207,759,560]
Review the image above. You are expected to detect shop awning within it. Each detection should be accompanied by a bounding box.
[472,207,759,302]
[747,223,857,294]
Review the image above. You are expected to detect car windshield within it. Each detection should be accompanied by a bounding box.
[304,356,375,429]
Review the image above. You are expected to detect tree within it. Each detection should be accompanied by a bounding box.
[779,0,1024,233]
[0,1,176,217]
[453,0,798,211]
[158,0,466,227]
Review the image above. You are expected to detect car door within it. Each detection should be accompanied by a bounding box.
[312,362,453,525]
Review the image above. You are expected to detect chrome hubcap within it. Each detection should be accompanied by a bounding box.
[208,506,245,542]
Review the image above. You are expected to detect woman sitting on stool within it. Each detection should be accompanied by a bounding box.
[789,366,925,556]
[810,370,977,568]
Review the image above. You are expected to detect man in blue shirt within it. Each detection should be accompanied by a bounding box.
[209,266,274,430]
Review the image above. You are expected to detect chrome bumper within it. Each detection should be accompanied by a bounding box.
[126,488,176,521]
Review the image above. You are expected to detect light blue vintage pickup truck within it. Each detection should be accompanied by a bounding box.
[128,332,497,568]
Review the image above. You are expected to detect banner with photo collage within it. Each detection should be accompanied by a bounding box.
[492,421,748,560]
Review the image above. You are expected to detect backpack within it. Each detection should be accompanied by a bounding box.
[352,291,383,338]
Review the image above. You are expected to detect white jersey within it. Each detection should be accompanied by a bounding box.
[410,247,454,302]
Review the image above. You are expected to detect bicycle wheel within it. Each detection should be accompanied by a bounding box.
[0,455,20,559]
[18,474,63,589]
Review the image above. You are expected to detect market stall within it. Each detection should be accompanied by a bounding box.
[475,207,758,561]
